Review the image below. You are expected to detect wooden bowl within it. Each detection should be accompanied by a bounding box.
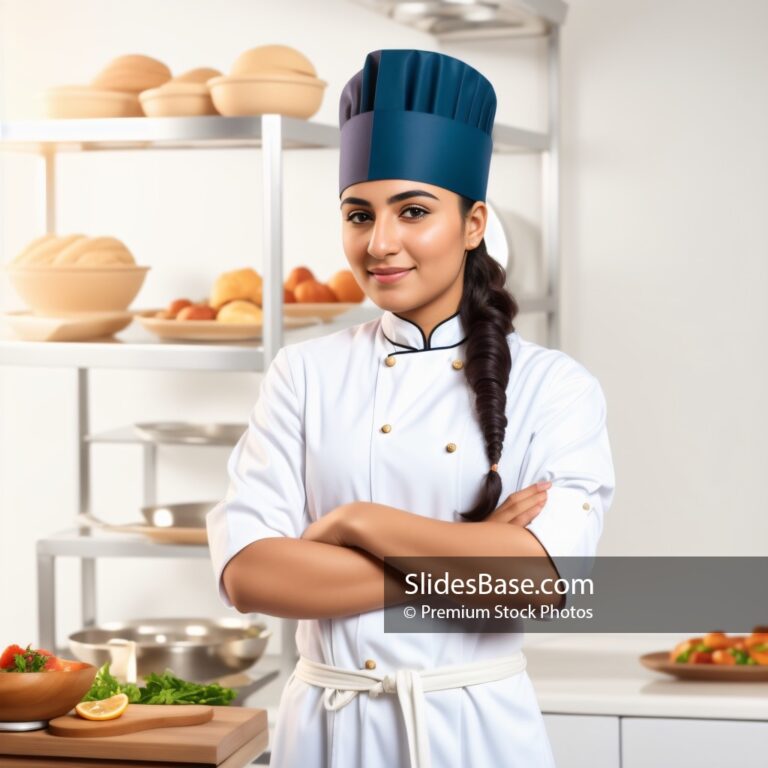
[0,664,97,722]
[208,73,326,118]
[4,265,150,315]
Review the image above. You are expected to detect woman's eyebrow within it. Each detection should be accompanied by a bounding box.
[340,189,439,209]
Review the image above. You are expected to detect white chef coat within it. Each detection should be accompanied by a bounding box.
[206,309,615,768]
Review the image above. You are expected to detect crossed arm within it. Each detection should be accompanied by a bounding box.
[223,487,556,618]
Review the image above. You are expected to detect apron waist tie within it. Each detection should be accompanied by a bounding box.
[293,650,527,768]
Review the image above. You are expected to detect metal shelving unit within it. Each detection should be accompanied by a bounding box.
[0,0,566,698]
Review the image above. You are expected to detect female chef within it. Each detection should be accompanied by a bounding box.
[207,49,615,768]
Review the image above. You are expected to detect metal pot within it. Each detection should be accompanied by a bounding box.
[69,617,270,683]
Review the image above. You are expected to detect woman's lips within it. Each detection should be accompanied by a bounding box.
[368,268,414,284]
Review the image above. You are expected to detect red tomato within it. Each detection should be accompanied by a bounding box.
[0,644,27,669]
[44,655,64,671]
[689,651,714,664]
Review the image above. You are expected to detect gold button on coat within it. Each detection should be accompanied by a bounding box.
[381,424,392,433]
[445,443,457,453]
[364,659,377,670]
[582,502,591,511]
[385,356,396,367]
[452,360,464,370]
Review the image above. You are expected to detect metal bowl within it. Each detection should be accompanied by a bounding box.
[140,501,219,529]
[69,617,271,682]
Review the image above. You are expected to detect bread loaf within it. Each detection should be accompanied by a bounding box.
[217,300,263,324]
[92,54,172,93]
[210,268,262,309]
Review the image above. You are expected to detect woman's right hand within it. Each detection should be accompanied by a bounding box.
[487,481,552,527]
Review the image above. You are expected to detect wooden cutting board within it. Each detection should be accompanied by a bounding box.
[0,706,267,765]
[48,704,213,737]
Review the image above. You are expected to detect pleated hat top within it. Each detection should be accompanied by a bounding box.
[338,49,497,202]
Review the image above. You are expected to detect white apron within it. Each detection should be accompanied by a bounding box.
[207,309,615,768]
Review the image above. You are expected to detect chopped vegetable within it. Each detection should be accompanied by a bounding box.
[81,662,237,706]
[0,644,96,674]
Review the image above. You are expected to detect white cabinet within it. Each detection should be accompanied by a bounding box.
[542,714,620,768]
[621,718,768,768]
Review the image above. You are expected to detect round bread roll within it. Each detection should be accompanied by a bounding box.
[11,234,58,265]
[210,267,262,309]
[52,236,136,266]
[231,45,316,78]
[172,67,223,84]
[12,234,87,265]
[217,300,263,324]
[92,54,172,93]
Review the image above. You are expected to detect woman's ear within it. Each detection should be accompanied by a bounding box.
[465,201,488,249]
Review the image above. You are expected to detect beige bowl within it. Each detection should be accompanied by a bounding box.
[208,73,326,118]
[5,265,150,316]
[139,83,217,117]
[42,86,142,119]
[0,664,97,722]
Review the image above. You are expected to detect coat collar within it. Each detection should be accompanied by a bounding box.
[381,310,467,351]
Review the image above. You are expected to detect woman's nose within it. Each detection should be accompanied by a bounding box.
[367,212,400,257]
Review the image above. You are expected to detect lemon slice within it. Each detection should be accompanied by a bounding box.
[75,693,129,720]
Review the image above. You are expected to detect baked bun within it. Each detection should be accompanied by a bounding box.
[52,236,136,266]
[210,267,262,309]
[217,300,263,324]
[92,54,172,93]
[231,45,316,78]
[172,67,223,84]
[11,234,86,265]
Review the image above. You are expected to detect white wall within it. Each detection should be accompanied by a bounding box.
[1,0,766,652]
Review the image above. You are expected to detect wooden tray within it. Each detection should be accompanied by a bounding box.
[640,651,768,681]
[48,704,212,737]
[0,706,267,765]
[283,301,360,322]
[2,310,134,342]
[136,310,318,341]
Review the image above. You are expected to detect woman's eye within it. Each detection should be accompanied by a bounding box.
[346,206,428,224]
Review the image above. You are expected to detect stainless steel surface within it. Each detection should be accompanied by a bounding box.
[0,721,48,732]
[544,24,562,348]
[140,501,218,528]
[349,0,568,40]
[69,617,271,681]
[133,421,247,445]
[0,115,341,152]
[262,113,283,368]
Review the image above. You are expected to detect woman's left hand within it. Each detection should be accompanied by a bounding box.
[301,504,354,547]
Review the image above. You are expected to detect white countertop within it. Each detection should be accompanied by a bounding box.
[523,632,768,720]
[244,633,768,732]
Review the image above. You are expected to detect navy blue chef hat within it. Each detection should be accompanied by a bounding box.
[339,49,497,202]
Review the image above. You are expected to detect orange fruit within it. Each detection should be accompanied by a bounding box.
[327,270,364,302]
[294,280,337,303]
[284,266,315,292]
[75,693,129,721]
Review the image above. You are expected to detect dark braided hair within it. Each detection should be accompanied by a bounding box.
[457,194,519,522]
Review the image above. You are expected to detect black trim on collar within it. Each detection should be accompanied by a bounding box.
[383,332,468,356]
[391,310,462,351]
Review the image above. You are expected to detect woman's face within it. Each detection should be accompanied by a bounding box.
[340,179,486,320]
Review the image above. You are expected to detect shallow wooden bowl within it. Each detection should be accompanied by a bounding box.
[0,664,97,722]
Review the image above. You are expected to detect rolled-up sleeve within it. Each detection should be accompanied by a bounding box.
[519,360,616,610]
[206,345,307,608]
